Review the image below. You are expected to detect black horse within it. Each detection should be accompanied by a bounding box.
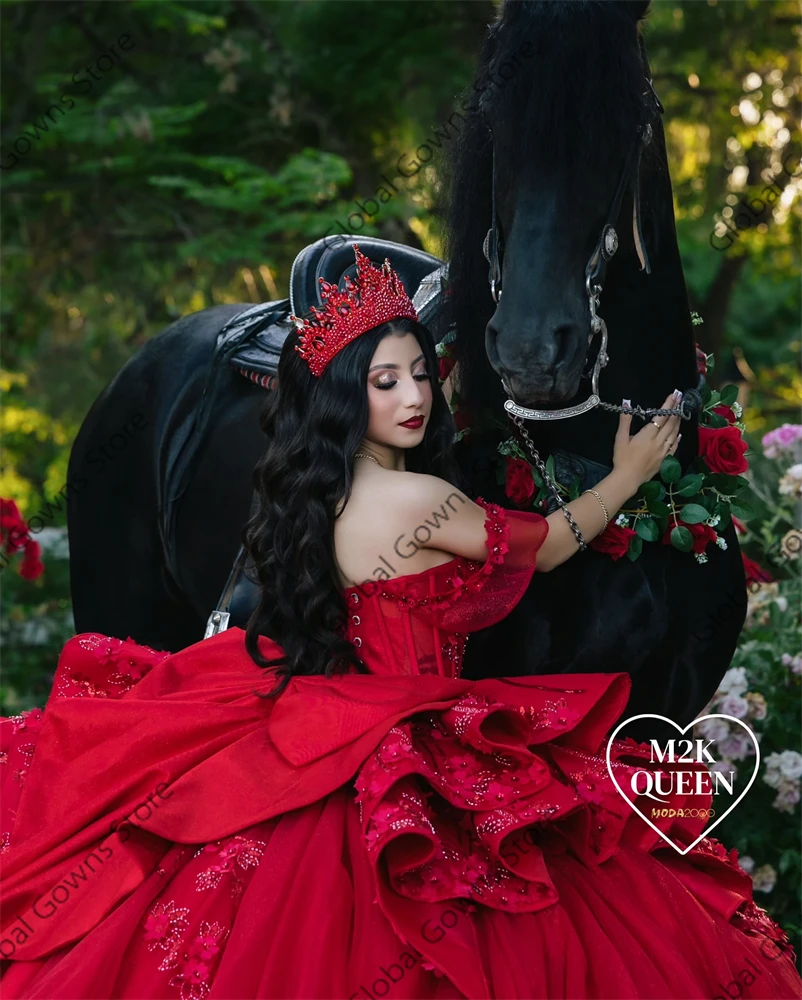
[67,0,744,737]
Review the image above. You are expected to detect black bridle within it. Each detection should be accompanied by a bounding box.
[479,62,695,424]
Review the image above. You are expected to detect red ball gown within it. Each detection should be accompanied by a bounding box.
[1,498,800,999]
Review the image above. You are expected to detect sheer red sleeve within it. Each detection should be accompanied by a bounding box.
[378,497,549,634]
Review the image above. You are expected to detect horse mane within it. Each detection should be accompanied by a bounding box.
[442,0,664,416]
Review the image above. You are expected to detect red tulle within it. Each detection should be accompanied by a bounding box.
[1,501,800,999]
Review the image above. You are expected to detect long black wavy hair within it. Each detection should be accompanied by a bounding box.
[242,316,471,699]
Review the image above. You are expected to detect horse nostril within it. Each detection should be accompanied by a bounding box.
[554,324,574,365]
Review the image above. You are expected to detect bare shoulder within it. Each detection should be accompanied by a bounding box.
[382,472,490,562]
[333,470,492,590]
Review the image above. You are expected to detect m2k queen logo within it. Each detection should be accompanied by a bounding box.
[606,713,761,855]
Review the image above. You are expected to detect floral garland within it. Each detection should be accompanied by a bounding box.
[437,314,756,564]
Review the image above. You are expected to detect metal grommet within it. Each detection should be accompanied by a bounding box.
[353,636,362,647]
[350,592,360,604]
[602,225,618,260]
[351,615,361,626]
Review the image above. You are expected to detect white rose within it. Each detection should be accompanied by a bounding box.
[751,864,777,893]
[773,783,801,814]
[762,754,785,789]
[711,758,738,781]
[718,695,750,720]
[720,732,754,761]
[696,717,731,742]
[777,750,802,781]
[718,667,749,697]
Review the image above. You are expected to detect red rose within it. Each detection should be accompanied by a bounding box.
[698,425,748,475]
[453,406,469,433]
[695,343,708,376]
[712,404,736,424]
[742,553,773,586]
[590,522,637,561]
[20,544,44,581]
[660,520,717,555]
[504,457,535,507]
[438,354,456,384]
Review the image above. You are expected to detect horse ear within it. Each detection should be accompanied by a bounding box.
[616,0,651,22]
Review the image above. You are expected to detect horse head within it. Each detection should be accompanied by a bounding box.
[446,0,700,466]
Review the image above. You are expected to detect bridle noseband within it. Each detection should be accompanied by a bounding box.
[480,67,690,424]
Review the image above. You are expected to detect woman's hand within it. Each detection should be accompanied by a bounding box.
[612,391,682,494]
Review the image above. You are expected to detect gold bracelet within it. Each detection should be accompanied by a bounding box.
[582,488,609,530]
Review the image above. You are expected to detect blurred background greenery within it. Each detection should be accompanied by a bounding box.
[1,0,800,950]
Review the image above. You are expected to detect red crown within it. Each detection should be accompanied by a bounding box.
[290,244,418,377]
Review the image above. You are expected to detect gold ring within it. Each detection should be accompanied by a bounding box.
[651,420,662,429]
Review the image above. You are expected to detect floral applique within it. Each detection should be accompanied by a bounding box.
[144,900,229,1000]
[144,899,191,957]
[516,697,581,734]
[54,633,169,699]
[374,498,510,614]
[5,708,43,736]
[1,709,43,788]
[194,835,267,900]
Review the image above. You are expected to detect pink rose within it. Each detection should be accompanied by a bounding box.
[761,423,802,459]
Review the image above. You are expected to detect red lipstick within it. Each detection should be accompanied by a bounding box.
[399,416,424,429]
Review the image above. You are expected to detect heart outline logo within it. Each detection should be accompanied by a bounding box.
[605,713,761,856]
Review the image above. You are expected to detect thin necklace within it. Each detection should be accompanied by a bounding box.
[354,452,383,468]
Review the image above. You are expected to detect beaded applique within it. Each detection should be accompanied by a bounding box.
[0,709,43,801]
[53,633,169,699]
[366,497,510,613]
[144,898,229,1000]
[193,835,267,900]
[353,701,582,912]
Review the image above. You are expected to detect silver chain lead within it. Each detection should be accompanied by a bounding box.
[509,414,589,551]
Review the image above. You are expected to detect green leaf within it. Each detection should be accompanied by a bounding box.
[706,412,729,429]
[719,384,739,407]
[635,518,660,541]
[545,454,556,486]
[729,499,756,520]
[660,455,682,484]
[670,526,694,552]
[676,474,705,496]
[705,473,741,493]
[713,502,732,529]
[679,504,710,524]
[640,481,663,500]
[626,535,643,561]
[645,498,671,517]
[568,475,582,501]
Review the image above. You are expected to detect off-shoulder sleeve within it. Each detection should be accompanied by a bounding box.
[379,497,549,634]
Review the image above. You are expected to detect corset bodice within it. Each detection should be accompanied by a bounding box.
[342,497,550,679]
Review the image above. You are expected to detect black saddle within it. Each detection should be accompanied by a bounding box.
[204,235,450,639]
[226,235,450,384]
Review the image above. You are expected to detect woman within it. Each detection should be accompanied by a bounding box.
[1,246,799,1000]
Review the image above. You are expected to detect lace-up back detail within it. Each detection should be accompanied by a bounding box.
[343,498,549,679]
